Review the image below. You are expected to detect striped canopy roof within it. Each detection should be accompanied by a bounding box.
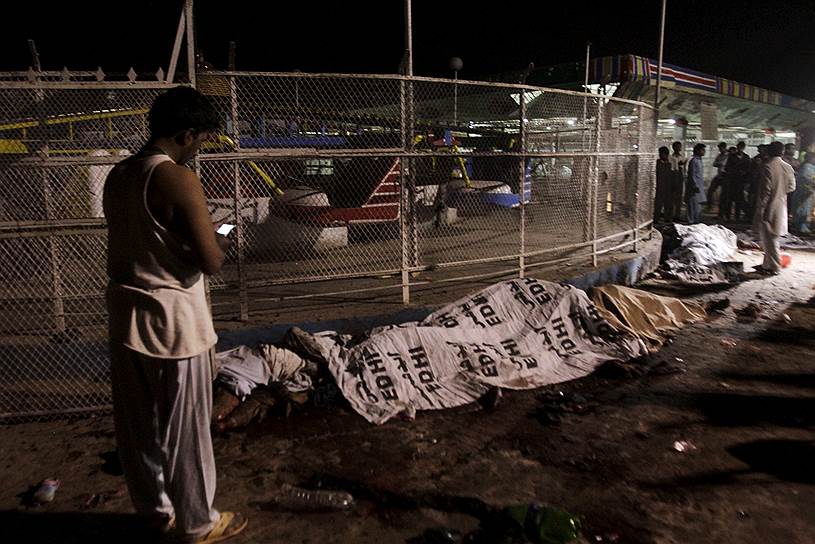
[590,54,815,113]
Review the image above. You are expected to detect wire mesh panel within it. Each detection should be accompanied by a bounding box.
[409,80,521,278]
[412,155,522,270]
[522,91,601,269]
[594,154,638,243]
[637,105,657,226]
[0,81,174,420]
[0,228,110,416]
[198,73,409,319]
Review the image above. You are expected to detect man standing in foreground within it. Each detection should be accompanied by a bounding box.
[753,141,796,275]
[104,87,247,542]
[685,143,706,224]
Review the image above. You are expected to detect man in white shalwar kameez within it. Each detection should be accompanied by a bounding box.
[753,141,796,275]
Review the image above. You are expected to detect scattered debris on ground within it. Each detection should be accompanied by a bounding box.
[672,440,698,453]
[407,502,581,544]
[735,303,762,322]
[17,478,60,507]
[535,390,597,425]
[705,297,731,313]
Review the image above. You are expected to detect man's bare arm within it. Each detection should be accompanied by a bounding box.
[152,163,228,275]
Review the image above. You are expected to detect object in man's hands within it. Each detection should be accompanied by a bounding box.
[217,223,236,236]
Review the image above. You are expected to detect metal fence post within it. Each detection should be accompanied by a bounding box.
[408,79,418,275]
[648,107,657,240]
[633,191,640,252]
[592,100,603,267]
[34,80,66,334]
[399,78,410,304]
[230,75,248,320]
[583,144,593,258]
[633,104,645,253]
[518,86,526,278]
[42,164,66,333]
[185,0,196,87]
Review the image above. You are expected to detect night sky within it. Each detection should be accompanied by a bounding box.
[2,1,813,99]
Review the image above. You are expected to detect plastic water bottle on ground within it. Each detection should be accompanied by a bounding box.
[277,483,354,511]
[32,478,60,504]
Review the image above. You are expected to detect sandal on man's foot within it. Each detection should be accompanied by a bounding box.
[191,512,247,543]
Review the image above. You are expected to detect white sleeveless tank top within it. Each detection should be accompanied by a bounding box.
[104,153,217,358]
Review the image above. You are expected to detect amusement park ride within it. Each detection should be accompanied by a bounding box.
[0,101,532,254]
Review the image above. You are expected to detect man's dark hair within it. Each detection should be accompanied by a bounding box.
[658,146,669,155]
[768,141,784,157]
[671,141,682,151]
[148,86,221,138]
[718,141,727,149]
[736,141,746,149]
[784,143,796,152]
[693,143,706,154]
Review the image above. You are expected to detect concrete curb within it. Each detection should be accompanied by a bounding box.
[565,231,663,291]
[217,231,663,349]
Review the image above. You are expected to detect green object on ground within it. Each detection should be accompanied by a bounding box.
[504,503,581,544]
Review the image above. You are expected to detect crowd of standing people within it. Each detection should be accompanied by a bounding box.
[654,138,815,275]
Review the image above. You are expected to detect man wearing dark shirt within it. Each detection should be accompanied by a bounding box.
[723,141,750,221]
[654,146,673,223]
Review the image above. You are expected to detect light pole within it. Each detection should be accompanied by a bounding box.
[404,0,413,76]
[449,57,463,126]
[655,0,667,111]
[583,41,591,146]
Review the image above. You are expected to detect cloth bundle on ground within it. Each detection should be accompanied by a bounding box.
[660,223,742,284]
[293,278,703,424]
[588,284,706,351]
[215,344,312,400]
[736,230,815,251]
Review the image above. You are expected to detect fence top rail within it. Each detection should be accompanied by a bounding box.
[199,71,654,110]
[0,81,181,90]
[196,150,656,161]
[0,70,653,109]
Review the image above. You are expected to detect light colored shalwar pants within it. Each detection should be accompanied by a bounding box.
[686,198,703,224]
[759,222,782,272]
[110,344,219,538]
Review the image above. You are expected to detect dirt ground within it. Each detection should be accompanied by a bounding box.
[2,246,815,543]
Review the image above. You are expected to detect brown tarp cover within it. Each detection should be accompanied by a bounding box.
[590,284,706,351]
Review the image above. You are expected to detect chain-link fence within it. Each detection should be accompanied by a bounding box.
[0,71,655,421]
[0,76,178,420]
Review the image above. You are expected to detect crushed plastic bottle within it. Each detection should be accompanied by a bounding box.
[673,440,697,453]
[277,483,354,511]
[32,478,60,504]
